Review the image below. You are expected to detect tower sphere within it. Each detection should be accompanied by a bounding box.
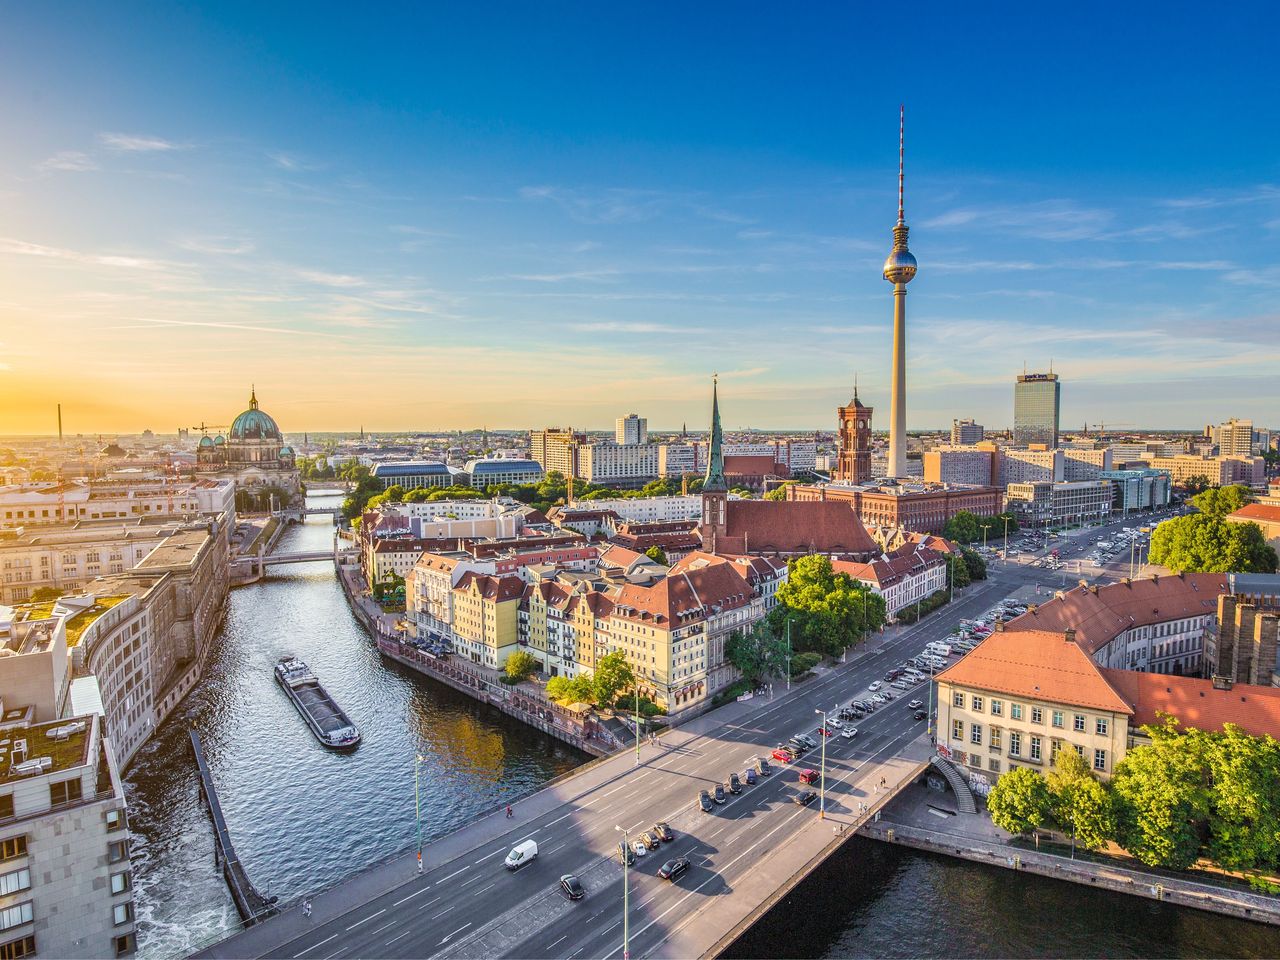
[883,247,917,284]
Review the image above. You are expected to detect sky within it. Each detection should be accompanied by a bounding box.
[1,3,1279,436]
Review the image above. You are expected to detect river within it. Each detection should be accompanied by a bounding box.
[125,495,1274,959]
[124,495,587,957]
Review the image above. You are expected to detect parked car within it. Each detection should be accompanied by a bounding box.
[631,839,648,857]
[728,773,743,793]
[816,726,834,737]
[913,709,928,721]
[560,874,585,900]
[657,857,690,881]
[799,768,821,785]
[787,738,809,754]
[841,726,858,738]
[794,789,817,806]
[713,784,727,804]
[755,757,773,775]
[772,746,796,763]
[868,681,883,692]
[640,831,660,850]
[652,822,674,842]
[698,790,714,812]
[908,699,923,709]
[797,733,819,749]
[743,766,758,785]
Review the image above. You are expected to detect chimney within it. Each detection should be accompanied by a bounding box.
[994,620,1004,632]
[1064,627,1077,645]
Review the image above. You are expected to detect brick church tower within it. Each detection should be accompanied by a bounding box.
[835,383,873,483]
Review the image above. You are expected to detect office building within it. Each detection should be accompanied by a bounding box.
[464,459,544,489]
[1013,372,1061,447]
[370,461,453,491]
[529,428,585,478]
[1062,447,1113,481]
[924,448,997,486]
[576,442,660,487]
[1099,468,1172,514]
[951,419,984,445]
[1210,418,1254,457]
[614,415,648,446]
[1004,479,1113,527]
[1140,454,1266,490]
[787,481,1004,534]
[998,446,1064,486]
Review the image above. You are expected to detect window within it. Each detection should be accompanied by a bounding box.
[110,871,131,895]
[1094,749,1107,771]
[1031,706,1043,724]
[971,695,984,712]
[1009,732,1022,757]
[1074,744,1085,757]
[108,840,129,864]
[0,903,31,933]
[990,728,1002,750]
[970,723,983,745]
[0,840,24,864]
[1051,740,1062,764]
[1052,710,1064,729]
[952,691,964,708]
[0,871,28,898]
[49,779,82,807]
[113,932,135,957]
[0,798,11,821]
[990,699,1003,717]
[989,758,1001,772]
[1073,714,1086,732]
[1095,717,1109,736]
[0,935,35,960]
[952,719,963,741]
[113,902,134,926]
[1030,736,1042,762]
[1011,703,1023,721]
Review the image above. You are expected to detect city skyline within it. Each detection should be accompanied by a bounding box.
[3,5,1280,434]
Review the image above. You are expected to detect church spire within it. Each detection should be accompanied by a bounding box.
[703,375,727,492]
[249,384,258,410]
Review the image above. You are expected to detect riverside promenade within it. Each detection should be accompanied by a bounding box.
[862,777,1280,927]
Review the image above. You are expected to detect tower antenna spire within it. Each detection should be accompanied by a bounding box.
[897,104,905,225]
[854,372,859,401]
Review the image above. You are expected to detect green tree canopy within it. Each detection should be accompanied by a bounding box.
[764,483,796,502]
[943,510,981,544]
[1191,484,1253,518]
[960,547,987,582]
[503,650,540,683]
[987,767,1053,836]
[768,555,886,657]
[546,672,596,705]
[1179,474,1212,496]
[1046,751,1114,851]
[1148,514,1278,574]
[1203,725,1280,872]
[593,650,636,706]
[725,622,789,686]
[948,553,971,590]
[644,545,669,566]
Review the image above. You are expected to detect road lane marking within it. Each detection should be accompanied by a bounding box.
[345,909,385,931]
[439,922,472,945]
[292,934,336,958]
[473,848,505,864]
[515,830,541,842]
[392,885,435,906]
[434,866,468,885]
[370,920,398,937]
[545,811,574,828]
[386,930,414,946]
[471,880,498,897]
[429,906,456,920]
[550,934,568,950]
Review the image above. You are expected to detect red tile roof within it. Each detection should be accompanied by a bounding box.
[1007,573,1229,655]
[936,628,1133,715]
[723,454,781,477]
[455,571,525,601]
[719,500,878,557]
[1101,670,1280,740]
[612,559,754,627]
[832,544,946,589]
[1228,503,1280,526]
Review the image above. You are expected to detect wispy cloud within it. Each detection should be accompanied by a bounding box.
[0,237,171,271]
[99,132,186,152]
[924,200,1113,240]
[1160,184,1280,210]
[505,269,622,283]
[106,317,324,336]
[267,151,322,171]
[568,321,681,334]
[38,150,98,172]
[518,185,667,224]
[296,269,365,288]
[176,236,255,255]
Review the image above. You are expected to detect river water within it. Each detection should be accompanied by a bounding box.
[124,496,587,957]
[125,495,1274,959]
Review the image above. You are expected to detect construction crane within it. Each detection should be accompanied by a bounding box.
[191,423,228,436]
[1087,422,1134,436]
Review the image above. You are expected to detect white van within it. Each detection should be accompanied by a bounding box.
[926,642,952,657]
[504,840,538,870]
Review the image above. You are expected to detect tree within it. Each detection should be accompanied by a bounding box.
[942,510,981,544]
[504,650,539,683]
[987,767,1053,837]
[1180,474,1212,496]
[1203,724,1280,872]
[1191,484,1253,518]
[768,555,886,657]
[1110,719,1212,869]
[25,586,64,604]
[764,483,795,502]
[546,672,596,705]
[729,486,755,499]
[725,622,788,686]
[592,650,635,706]
[947,553,971,590]
[960,547,987,582]
[1148,514,1277,573]
[644,545,669,566]
[1046,751,1114,851]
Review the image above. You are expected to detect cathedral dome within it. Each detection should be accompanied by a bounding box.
[229,388,281,442]
[198,435,214,448]
[213,435,226,446]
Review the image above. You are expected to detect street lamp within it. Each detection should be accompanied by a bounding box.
[614,825,631,960]
[785,619,793,691]
[1002,515,1011,562]
[414,754,429,874]
[814,709,828,819]
[634,687,644,766]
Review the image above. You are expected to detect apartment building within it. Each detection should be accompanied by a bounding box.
[0,711,136,958]
[1062,447,1113,481]
[832,544,948,621]
[1210,418,1255,457]
[923,448,996,486]
[951,419,984,445]
[576,442,660,487]
[529,429,585,478]
[1009,573,1228,677]
[615,415,648,446]
[0,478,234,531]
[1005,480,1113,527]
[450,573,524,669]
[1141,453,1266,490]
[998,446,1063,486]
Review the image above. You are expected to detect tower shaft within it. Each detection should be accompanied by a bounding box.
[888,288,908,477]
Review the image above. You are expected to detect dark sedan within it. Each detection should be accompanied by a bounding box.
[698,790,714,812]
[652,821,674,842]
[794,789,817,806]
[559,874,585,900]
[658,857,690,881]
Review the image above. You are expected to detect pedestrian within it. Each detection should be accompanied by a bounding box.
[417,852,423,875]
[506,804,513,818]
[302,899,312,918]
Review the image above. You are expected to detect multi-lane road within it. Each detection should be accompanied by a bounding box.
[254,569,1058,960]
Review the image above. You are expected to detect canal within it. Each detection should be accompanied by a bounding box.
[125,495,1275,959]
[125,496,587,957]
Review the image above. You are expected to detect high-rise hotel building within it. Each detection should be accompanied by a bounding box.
[1013,372,1061,447]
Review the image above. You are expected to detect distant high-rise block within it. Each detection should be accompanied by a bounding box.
[951,419,984,445]
[1014,372,1061,447]
[615,414,648,446]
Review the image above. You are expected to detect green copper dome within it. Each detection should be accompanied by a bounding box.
[229,388,281,441]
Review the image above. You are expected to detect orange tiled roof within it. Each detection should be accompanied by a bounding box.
[1007,573,1229,655]
[722,500,878,556]
[936,628,1133,715]
[1228,503,1280,526]
[1101,670,1280,740]
[612,559,754,627]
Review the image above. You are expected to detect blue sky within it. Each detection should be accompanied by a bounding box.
[1,3,1278,434]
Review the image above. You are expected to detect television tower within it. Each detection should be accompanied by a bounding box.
[883,105,917,479]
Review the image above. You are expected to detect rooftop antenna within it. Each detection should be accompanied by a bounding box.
[897,104,905,225]
[57,404,63,445]
[854,372,859,401]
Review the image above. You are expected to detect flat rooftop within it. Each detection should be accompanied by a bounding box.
[0,715,93,782]
[136,528,212,570]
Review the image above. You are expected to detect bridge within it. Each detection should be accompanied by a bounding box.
[191,730,278,926]
[259,550,340,566]
[302,506,344,518]
[194,577,1030,960]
